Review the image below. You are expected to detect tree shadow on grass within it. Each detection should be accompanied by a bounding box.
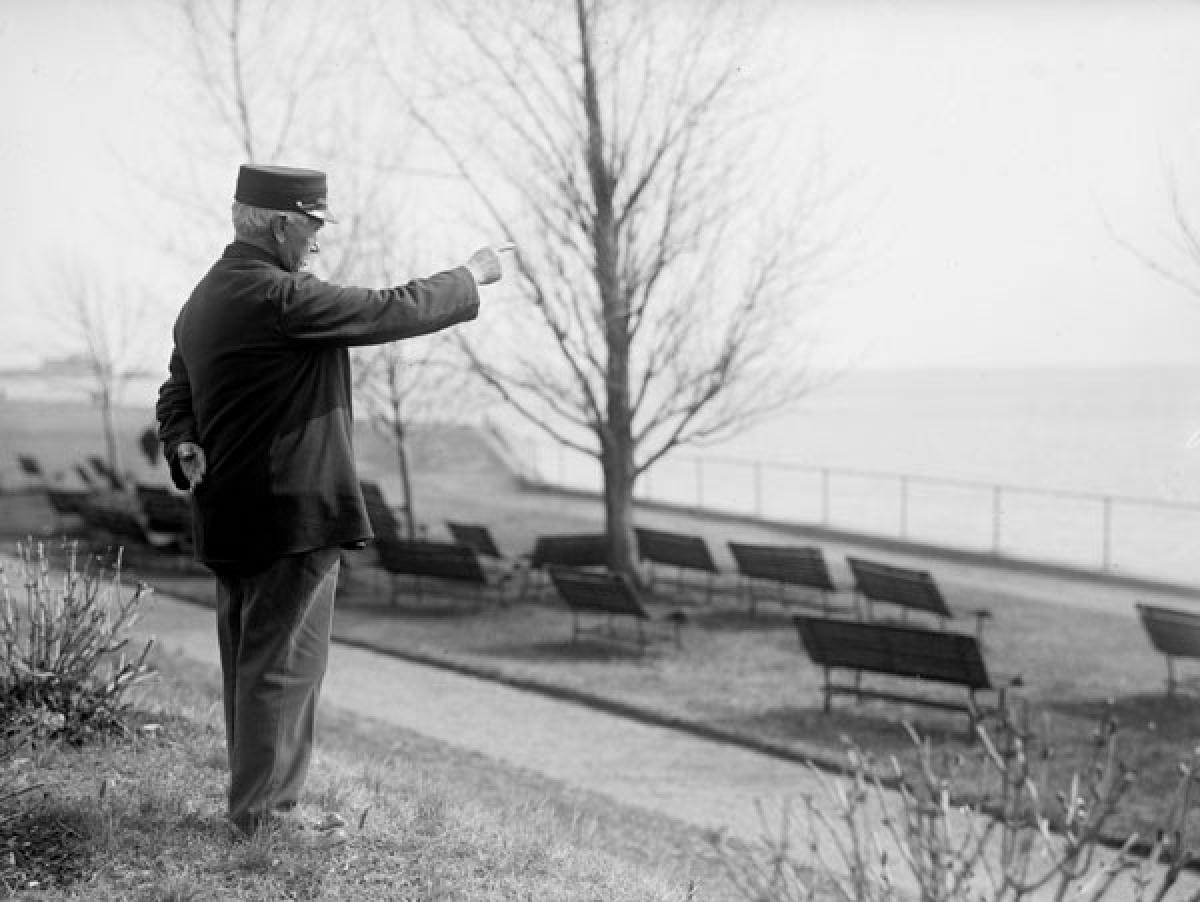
[687,608,796,633]
[338,598,488,621]
[476,636,660,664]
[1042,690,1200,741]
[729,703,980,756]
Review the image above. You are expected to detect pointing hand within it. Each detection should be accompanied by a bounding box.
[465,243,514,286]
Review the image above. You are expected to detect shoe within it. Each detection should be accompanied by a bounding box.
[269,807,347,832]
[234,809,350,848]
[278,824,349,849]
[312,811,347,831]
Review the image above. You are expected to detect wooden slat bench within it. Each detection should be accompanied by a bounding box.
[521,533,609,599]
[135,484,193,550]
[45,487,91,516]
[635,527,719,602]
[87,454,125,491]
[375,537,501,603]
[16,454,44,480]
[728,542,839,614]
[548,566,685,648]
[446,521,503,559]
[359,480,405,540]
[793,615,1017,734]
[846,556,991,639]
[1136,602,1200,698]
[79,495,182,552]
[530,533,609,569]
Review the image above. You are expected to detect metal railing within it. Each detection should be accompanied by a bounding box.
[514,438,1200,589]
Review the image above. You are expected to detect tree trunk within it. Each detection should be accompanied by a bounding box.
[576,0,639,580]
[389,384,417,538]
[601,431,639,582]
[99,386,125,490]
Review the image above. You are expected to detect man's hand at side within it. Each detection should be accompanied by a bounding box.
[176,441,207,490]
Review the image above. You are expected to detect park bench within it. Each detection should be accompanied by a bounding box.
[87,454,125,491]
[793,614,1017,734]
[446,521,503,559]
[45,488,91,516]
[727,541,840,614]
[375,536,503,603]
[135,484,193,550]
[359,480,406,540]
[529,533,610,569]
[846,556,991,639]
[74,464,102,491]
[445,520,525,588]
[1136,602,1200,699]
[635,526,720,602]
[520,532,610,599]
[548,566,685,648]
[38,487,91,534]
[78,494,182,552]
[16,454,44,480]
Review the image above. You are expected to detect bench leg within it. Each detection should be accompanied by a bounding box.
[822,667,833,713]
[1168,656,1177,700]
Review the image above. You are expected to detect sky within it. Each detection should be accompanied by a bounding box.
[2,0,1200,376]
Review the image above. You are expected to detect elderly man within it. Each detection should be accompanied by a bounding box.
[156,163,506,847]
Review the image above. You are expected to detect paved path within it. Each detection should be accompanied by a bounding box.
[134,592,825,842]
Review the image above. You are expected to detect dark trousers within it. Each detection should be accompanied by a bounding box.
[213,547,341,832]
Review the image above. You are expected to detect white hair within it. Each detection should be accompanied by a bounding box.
[231,201,306,240]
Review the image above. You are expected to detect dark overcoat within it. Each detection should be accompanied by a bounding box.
[156,241,479,565]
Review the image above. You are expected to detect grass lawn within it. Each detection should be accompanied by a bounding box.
[142,533,1199,853]
[1,647,729,900]
[3,401,1198,859]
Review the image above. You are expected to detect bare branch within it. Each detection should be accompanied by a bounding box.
[389,0,841,572]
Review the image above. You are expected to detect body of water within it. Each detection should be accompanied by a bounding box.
[710,366,1200,503]
[521,366,1200,587]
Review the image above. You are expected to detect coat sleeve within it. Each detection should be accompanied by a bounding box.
[155,345,199,492]
[277,267,480,347]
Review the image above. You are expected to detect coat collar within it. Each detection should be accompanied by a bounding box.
[225,240,285,268]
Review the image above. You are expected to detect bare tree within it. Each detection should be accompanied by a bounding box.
[1109,167,1200,303]
[347,221,490,536]
[45,261,160,489]
[354,338,488,536]
[376,0,838,577]
[161,0,373,276]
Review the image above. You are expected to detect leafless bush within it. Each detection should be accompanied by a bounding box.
[713,703,1200,901]
[0,539,156,745]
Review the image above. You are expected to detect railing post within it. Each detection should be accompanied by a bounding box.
[1101,496,1113,571]
[753,461,763,517]
[992,486,1002,553]
[821,468,830,526]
